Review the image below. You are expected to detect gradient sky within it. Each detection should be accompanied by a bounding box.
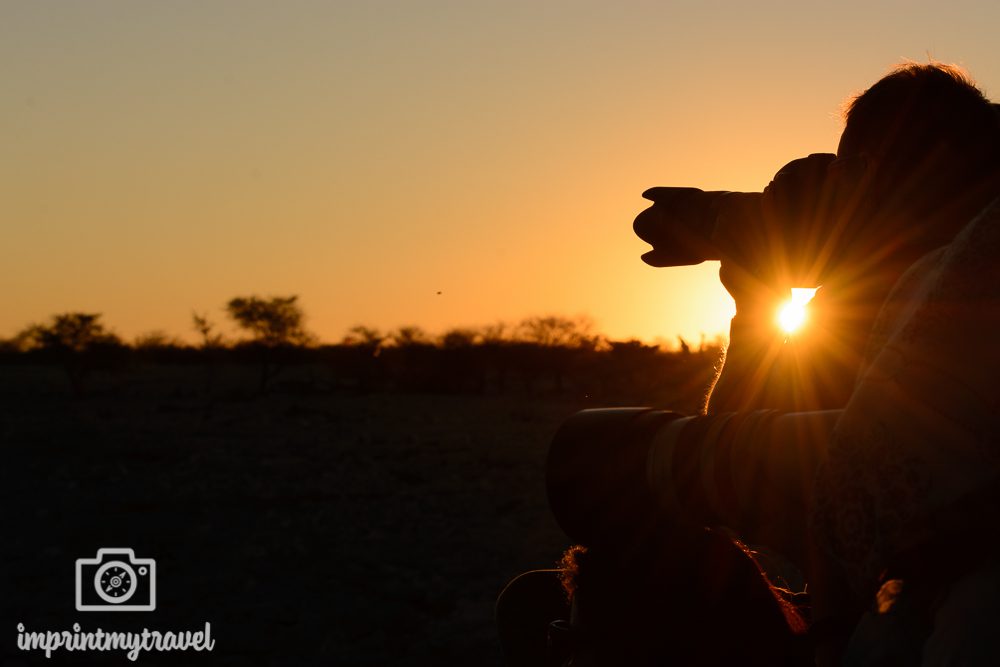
[3,1,1000,345]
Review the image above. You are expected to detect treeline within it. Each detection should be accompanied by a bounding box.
[0,299,723,406]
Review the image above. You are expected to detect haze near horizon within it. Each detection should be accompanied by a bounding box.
[3,1,999,344]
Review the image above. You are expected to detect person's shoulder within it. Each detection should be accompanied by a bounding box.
[934,195,1000,298]
[862,246,947,368]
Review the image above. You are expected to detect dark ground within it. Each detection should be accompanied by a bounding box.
[0,362,711,666]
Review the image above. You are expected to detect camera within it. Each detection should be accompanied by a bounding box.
[633,153,838,286]
[75,548,157,611]
[633,188,760,266]
[546,408,835,557]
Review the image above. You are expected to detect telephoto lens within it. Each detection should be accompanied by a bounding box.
[546,408,839,560]
[633,188,727,267]
[545,408,685,547]
[633,188,765,268]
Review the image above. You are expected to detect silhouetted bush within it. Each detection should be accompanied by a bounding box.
[13,313,128,395]
[0,311,722,408]
[225,295,316,391]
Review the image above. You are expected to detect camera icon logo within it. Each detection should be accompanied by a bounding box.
[75,548,156,612]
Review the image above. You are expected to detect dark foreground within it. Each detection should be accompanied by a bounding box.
[0,363,711,666]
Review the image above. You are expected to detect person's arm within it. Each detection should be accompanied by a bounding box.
[806,198,1000,663]
[705,306,788,413]
[706,153,845,414]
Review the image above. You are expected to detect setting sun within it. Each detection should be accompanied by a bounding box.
[777,288,818,335]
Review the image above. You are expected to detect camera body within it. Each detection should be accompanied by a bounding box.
[75,547,157,611]
[634,153,838,286]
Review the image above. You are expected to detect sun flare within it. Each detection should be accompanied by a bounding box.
[777,288,818,335]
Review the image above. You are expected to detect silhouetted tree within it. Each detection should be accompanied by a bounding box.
[478,321,508,344]
[15,313,124,395]
[391,326,430,347]
[17,313,121,352]
[343,325,383,350]
[192,312,225,349]
[515,315,598,349]
[133,330,182,350]
[510,316,596,391]
[440,327,480,349]
[225,295,313,391]
[226,296,313,347]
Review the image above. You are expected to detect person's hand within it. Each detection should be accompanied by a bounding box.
[760,153,838,285]
[717,254,784,316]
[710,191,789,315]
[715,154,837,313]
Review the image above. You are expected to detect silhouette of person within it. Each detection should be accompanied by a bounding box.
[697,62,1000,665]
[708,63,1000,420]
[804,64,1000,666]
[499,63,1000,666]
[551,526,809,667]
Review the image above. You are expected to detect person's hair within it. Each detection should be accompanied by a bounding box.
[557,526,808,666]
[843,62,1000,184]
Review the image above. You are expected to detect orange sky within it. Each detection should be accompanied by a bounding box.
[3,2,1000,345]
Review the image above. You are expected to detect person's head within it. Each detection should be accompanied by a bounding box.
[828,63,1000,274]
[840,63,999,177]
[551,527,807,667]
